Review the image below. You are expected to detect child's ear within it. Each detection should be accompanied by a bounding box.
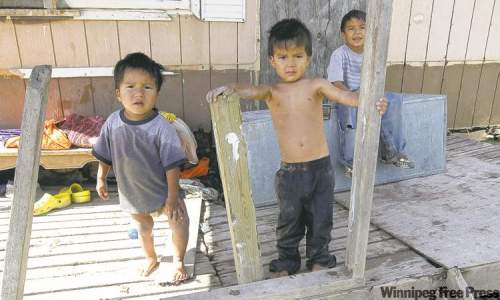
[115,89,121,101]
[269,56,276,68]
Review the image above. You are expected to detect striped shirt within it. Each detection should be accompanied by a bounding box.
[327,44,363,91]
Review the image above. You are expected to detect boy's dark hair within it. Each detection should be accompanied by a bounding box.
[113,52,165,91]
[268,18,312,57]
[340,9,366,32]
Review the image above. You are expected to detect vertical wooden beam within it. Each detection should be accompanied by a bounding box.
[1,65,52,300]
[209,94,263,284]
[346,0,392,280]
[446,268,475,300]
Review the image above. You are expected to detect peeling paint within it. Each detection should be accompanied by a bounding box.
[225,132,240,161]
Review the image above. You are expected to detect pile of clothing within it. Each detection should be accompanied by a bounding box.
[0,114,105,150]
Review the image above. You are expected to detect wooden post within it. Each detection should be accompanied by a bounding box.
[1,65,52,300]
[209,94,264,284]
[346,0,393,280]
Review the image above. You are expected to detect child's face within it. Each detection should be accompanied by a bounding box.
[342,18,365,53]
[269,43,310,83]
[116,68,158,121]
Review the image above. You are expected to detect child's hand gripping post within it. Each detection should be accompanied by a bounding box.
[376,97,388,115]
[206,85,235,103]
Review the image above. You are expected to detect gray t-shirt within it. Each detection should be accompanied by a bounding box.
[327,44,363,90]
[327,44,363,129]
[92,109,186,214]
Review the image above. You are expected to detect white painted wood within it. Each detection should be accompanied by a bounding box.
[387,0,411,63]
[57,0,191,10]
[1,67,175,79]
[485,0,500,60]
[201,0,245,22]
[75,9,172,20]
[405,0,433,62]
[0,8,79,18]
[425,0,454,62]
[1,65,52,300]
[466,0,495,61]
[346,0,392,280]
[446,0,475,61]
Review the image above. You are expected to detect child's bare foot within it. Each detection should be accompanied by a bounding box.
[166,260,190,285]
[139,256,159,277]
[269,259,300,277]
[307,255,336,272]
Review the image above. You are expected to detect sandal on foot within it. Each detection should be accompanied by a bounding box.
[381,154,415,169]
[60,183,91,203]
[33,193,71,216]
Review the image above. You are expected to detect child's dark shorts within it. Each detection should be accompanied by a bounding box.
[270,156,336,274]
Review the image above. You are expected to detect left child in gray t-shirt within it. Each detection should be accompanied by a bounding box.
[92,52,190,284]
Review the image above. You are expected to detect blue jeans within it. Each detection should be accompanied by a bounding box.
[336,92,406,168]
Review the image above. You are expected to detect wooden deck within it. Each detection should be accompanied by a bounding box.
[0,134,499,299]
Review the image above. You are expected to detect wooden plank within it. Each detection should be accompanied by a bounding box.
[13,21,55,68]
[180,16,210,66]
[45,79,64,120]
[368,156,500,269]
[84,20,120,66]
[441,63,464,129]
[182,70,211,131]
[422,62,445,95]
[5,67,174,79]
[446,0,475,62]
[150,17,182,66]
[210,22,237,67]
[58,78,95,116]
[0,78,25,128]
[485,2,500,60]
[91,77,120,118]
[117,21,151,58]
[0,19,21,68]
[237,0,258,67]
[386,0,411,63]
[453,63,482,129]
[385,64,403,92]
[1,65,51,300]
[0,9,79,18]
[156,74,184,119]
[209,94,263,284]
[346,0,392,280]
[401,62,424,93]
[405,0,433,62]
[472,63,500,127]
[462,261,500,290]
[50,20,88,67]
[465,0,495,61]
[425,0,454,62]
[238,69,261,112]
[0,148,96,171]
[446,268,475,300]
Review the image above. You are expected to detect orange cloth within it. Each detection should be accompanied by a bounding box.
[5,120,72,150]
[180,157,209,179]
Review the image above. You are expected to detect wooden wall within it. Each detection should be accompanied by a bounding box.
[0,0,259,131]
[386,0,500,129]
[260,0,500,130]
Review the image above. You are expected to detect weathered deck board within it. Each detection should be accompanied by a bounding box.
[336,137,500,269]
[0,191,218,299]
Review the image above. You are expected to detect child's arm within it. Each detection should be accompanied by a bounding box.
[332,80,352,92]
[206,83,272,103]
[316,78,359,107]
[316,78,387,114]
[96,161,111,200]
[163,167,186,221]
